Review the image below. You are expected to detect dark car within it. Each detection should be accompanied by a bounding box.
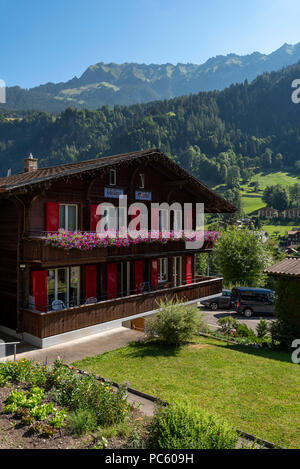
[201,290,234,311]
[231,287,275,318]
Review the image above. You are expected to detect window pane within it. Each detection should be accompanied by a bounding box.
[174,210,182,232]
[67,205,77,231]
[139,174,145,188]
[47,270,55,311]
[159,210,168,232]
[159,258,168,282]
[70,267,80,307]
[57,268,67,305]
[59,205,66,230]
[110,170,116,185]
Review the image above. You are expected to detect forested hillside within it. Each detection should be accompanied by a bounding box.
[0,61,299,187]
[1,43,300,112]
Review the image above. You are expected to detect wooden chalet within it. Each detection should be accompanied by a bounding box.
[0,149,235,347]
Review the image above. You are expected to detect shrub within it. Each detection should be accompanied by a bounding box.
[256,318,268,339]
[150,402,238,449]
[145,299,205,346]
[235,324,257,341]
[67,408,98,436]
[217,316,239,334]
[270,319,300,350]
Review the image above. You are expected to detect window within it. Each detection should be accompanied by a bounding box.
[102,206,126,232]
[138,173,145,189]
[159,209,169,232]
[158,258,168,282]
[59,204,78,231]
[173,209,182,232]
[47,266,80,311]
[109,169,116,186]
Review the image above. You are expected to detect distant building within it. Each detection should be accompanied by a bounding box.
[258,207,279,219]
[287,230,300,246]
[282,207,300,220]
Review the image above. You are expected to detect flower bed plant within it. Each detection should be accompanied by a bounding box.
[2,385,67,437]
[45,229,219,251]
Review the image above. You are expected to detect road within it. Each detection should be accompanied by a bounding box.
[198,305,274,332]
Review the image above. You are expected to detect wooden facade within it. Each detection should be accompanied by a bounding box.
[0,149,235,344]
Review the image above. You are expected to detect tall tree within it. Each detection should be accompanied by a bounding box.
[213,227,272,287]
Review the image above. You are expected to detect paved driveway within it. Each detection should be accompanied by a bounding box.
[199,305,275,332]
[0,327,144,364]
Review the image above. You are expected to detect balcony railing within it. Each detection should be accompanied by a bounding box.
[23,232,215,265]
[22,276,222,339]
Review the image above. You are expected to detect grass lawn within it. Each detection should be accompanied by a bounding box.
[73,337,300,448]
[262,223,298,238]
[250,171,300,189]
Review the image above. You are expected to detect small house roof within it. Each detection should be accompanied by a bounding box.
[264,257,300,278]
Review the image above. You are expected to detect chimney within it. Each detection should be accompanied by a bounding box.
[24,153,38,172]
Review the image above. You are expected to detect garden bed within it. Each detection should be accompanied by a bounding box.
[0,384,85,449]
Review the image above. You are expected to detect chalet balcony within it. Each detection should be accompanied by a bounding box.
[22,276,222,339]
[23,231,216,266]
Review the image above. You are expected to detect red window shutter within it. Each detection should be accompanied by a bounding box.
[31,270,47,312]
[150,259,158,288]
[186,255,193,284]
[134,260,143,293]
[45,202,59,232]
[107,263,117,299]
[85,265,97,299]
[90,204,101,232]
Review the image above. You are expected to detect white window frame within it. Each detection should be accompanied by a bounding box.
[47,266,80,310]
[59,204,78,231]
[109,169,116,186]
[173,256,182,286]
[158,258,168,283]
[173,209,182,232]
[159,209,169,232]
[138,173,145,189]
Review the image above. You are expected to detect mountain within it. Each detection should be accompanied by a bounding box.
[2,42,300,112]
[0,61,300,187]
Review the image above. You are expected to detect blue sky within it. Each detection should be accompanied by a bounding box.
[1,0,300,88]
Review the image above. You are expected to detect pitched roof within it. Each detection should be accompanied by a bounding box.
[258,207,278,212]
[288,230,300,235]
[0,148,235,212]
[0,149,153,191]
[264,257,300,278]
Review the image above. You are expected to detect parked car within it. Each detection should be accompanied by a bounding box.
[231,287,275,318]
[201,290,234,311]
